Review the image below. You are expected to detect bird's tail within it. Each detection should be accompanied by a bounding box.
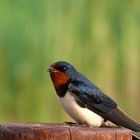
[107,108,140,139]
[132,131,140,140]
[108,108,140,131]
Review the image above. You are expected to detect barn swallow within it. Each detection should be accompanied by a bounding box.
[48,61,140,139]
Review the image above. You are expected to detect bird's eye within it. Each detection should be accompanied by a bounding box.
[58,66,67,72]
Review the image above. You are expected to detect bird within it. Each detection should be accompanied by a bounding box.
[48,61,140,139]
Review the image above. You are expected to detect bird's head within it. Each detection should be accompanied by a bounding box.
[48,61,76,87]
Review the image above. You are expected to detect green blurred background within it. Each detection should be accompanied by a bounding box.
[0,0,140,123]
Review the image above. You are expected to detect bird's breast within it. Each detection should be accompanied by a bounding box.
[57,91,104,127]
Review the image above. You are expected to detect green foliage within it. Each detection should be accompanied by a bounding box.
[0,0,140,122]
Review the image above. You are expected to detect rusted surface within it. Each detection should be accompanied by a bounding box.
[0,123,132,140]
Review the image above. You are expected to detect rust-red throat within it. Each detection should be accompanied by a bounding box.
[49,64,69,87]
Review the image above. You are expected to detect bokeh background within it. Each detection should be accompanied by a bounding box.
[0,0,140,123]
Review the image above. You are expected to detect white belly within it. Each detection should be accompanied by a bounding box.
[57,91,104,127]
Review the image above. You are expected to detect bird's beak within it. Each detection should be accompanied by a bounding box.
[47,67,57,72]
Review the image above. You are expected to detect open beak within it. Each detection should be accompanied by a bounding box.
[47,67,57,72]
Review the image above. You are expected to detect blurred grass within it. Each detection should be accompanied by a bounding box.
[0,0,140,123]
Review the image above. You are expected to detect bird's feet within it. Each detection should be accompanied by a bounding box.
[79,123,88,127]
[64,121,88,127]
[64,121,77,126]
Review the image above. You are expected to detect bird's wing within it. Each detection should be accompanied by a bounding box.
[69,79,140,133]
[69,80,117,115]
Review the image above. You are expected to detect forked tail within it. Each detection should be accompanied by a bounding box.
[107,108,140,139]
[107,108,140,131]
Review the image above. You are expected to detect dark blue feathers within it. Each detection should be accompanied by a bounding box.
[68,72,117,115]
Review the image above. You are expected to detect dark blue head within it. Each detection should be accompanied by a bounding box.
[48,61,77,87]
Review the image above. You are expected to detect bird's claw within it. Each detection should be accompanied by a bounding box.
[64,121,77,125]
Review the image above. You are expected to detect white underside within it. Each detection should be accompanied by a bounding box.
[57,91,104,127]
